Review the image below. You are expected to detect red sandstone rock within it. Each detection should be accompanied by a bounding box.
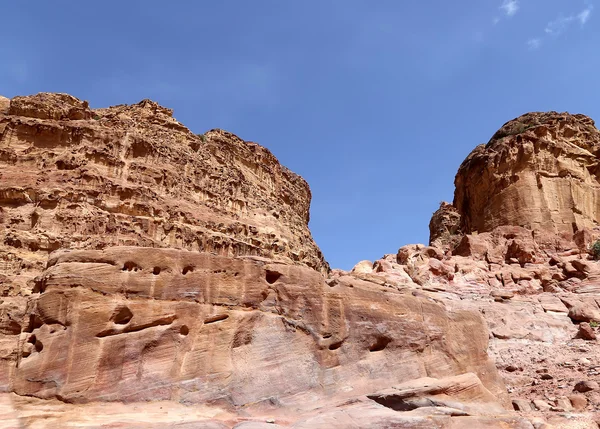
[0,93,329,300]
[576,322,597,340]
[455,112,600,239]
[4,97,600,428]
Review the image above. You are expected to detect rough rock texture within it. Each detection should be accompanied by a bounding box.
[0,92,328,302]
[454,112,600,235]
[0,246,517,427]
[3,98,600,428]
[429,201,462,250]
[342,229,600,428]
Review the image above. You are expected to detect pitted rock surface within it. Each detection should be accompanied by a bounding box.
[3,98,600,428]
[0,92,328,301]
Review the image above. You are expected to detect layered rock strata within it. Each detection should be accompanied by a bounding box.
[0,92,328,301]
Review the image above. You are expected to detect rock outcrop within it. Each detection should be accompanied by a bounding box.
[454,112,600,236]
[0,93,525,428]
[0,92,328,301]
[428,201,461,250]
[3,97,600,428]
[5,247,509,425]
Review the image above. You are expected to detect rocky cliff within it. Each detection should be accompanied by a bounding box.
[454,112,600,236]
[0,93,328,301]
[2,98,600,429]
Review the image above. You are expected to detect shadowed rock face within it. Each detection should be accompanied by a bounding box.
[0,93,328,299]
[454,112,600,235]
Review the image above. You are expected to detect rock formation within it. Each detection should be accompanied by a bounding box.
[2,96,600,428]
[0,92,328,302]
[454,112,600,236]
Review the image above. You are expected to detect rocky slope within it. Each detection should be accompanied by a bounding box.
[2,96,600,428]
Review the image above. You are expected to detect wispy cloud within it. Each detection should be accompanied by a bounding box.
[578,5,593,24]
[524,3,594,49]
[527,38,542,50]
[545,5,593,35]
[500,0,520,17]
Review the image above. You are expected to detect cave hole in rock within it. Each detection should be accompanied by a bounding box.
[179,325,189,336]
[111,306,133,325]
[30,211,40,229]
[369,336,392,352]
[182,265,194,275]
[122,261,140,272]
[328,340,344,351]
[27,334,43,353]
[153,266,161,275]
[367,395,420,411]
[265,270,282,284]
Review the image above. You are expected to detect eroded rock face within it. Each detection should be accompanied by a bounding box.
[429,201,462,250]
[5,247,506,425]
[0,93,328,300]
[454,112,600,236]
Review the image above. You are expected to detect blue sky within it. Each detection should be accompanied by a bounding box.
[1,1,599,269]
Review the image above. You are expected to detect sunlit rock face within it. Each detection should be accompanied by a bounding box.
[0,92,328,302]
[454,112,600,235]
[1,94,575,428]
[11,247,505,408]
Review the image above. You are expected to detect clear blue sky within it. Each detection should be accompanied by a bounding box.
[1,1,598,269]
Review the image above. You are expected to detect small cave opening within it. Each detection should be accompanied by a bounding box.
[367,395,420,411]
[328,340,344,351]
[122,261,140,272]
[153,266,161,275]
[369,336,392,352]
[179,325,189,336]
[265,270,282,284]
[27,334,43,353]
[182,265,194,275]
[111,306,133,325]
[30,211,40,229]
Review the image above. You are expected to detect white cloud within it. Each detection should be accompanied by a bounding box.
[545,15,572,35]
[500,0,520,17]
[527,38,542,49]
[545,5,593,35]
[578,6,593,24]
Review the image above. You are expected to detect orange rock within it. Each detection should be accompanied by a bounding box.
[455,112,600,236]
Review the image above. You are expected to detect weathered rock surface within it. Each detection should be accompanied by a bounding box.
[454,112,600,236]
[1,246,511,427]
[429,202,462,250]
[0,92,328,302]
[4,98,600,428]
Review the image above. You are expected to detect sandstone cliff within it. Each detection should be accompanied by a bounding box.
[0,93,328,301]
[454,111,600,236]
[3,97,600,428]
